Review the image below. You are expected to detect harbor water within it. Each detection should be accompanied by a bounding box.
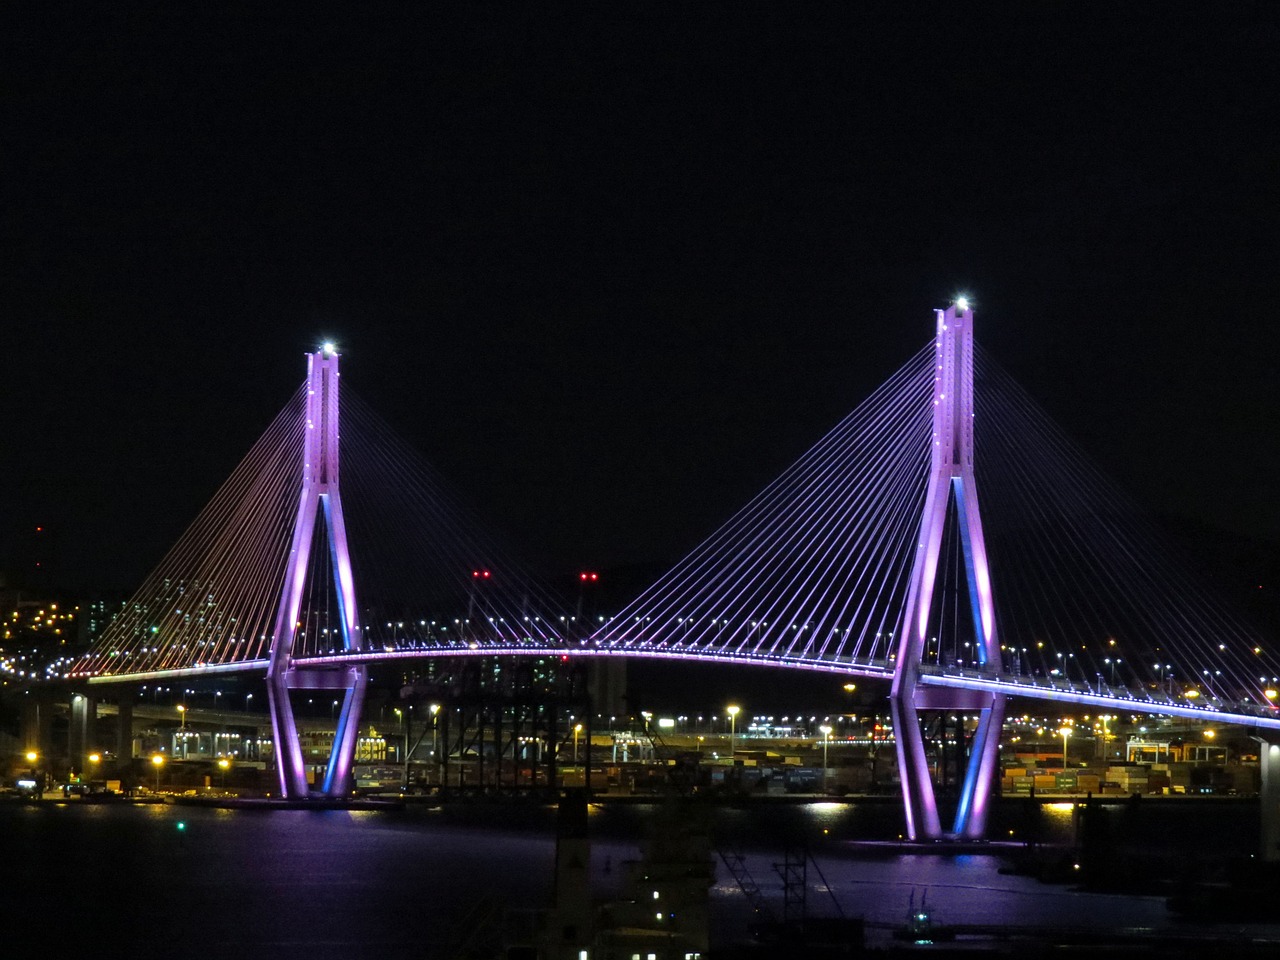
[2,797,1276,958]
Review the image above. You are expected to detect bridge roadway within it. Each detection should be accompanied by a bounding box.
[85,645,1280,732]
[93,702,272,731]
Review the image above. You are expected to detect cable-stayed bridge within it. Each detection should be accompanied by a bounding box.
[73,307,1280,836]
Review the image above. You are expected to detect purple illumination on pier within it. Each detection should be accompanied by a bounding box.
[266,347,368,799]
[891,303,1005,840]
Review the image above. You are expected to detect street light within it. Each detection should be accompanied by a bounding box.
[430,704,441,775]
[177,704,188,759]
[218,757,230,788]
[819,724,833,794]
[726,705,740,759]
[152,754,165,792]
[1059,727,1071,769]
[573,723,583,765]
[395,707,412,788]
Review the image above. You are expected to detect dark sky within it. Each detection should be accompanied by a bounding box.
[5,7,1280,600]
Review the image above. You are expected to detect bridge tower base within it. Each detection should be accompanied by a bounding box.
[890,302,1005,840]
[266,346,368,799]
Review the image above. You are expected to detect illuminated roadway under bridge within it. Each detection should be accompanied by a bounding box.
[72,310,1280,840]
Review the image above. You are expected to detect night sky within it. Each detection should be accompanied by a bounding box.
[6,8,1280,609]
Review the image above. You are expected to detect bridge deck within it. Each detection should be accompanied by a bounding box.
[83,646,1280,731]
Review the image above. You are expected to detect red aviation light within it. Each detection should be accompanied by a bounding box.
[472,570,491,579]
[579,572,599,582]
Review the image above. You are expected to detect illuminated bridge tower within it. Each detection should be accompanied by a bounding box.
[266,345,368,799]
[890,302,1005,840]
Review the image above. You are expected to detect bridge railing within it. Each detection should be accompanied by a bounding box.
[919,662,1280,724]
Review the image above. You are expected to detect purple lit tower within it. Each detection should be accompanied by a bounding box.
[890,302,1005,840]
[266,345,368,798]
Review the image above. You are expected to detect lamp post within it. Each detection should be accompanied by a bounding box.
[218,757,230,789]
[177,704,187,759]
[152,754,164,792]
[819,724,833,794]
[430,704,441,782]
[394,707,410,788]
[1059,727,1071,769]
[727,705,740,760]
[573,723,583,765]
[842,682,858,738]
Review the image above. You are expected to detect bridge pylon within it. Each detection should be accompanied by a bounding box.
[266,345,368,799]
[890,302,1005,840]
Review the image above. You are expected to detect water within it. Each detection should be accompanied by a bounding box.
[0,798,1274,958]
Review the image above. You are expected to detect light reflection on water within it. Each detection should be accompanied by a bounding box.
[1,799,1274,957]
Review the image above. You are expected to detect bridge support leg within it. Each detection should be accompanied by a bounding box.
[69,693,96,778]
[21,690,55,767]
[952,695,1005,839]
[1261,739,1280,861]
[267,674,309,797]
[891,694,942,840]
[322,669,368,795]
[116,695,134,763]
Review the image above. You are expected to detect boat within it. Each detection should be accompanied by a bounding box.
[892,889,956,943]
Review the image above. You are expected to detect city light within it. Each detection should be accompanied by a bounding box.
[819,723,833,793]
